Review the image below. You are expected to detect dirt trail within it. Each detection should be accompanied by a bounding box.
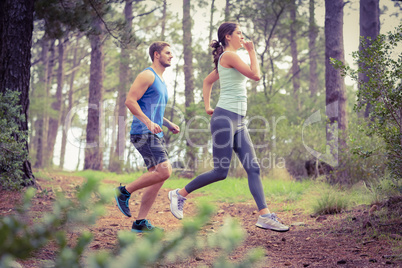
[1,174,401,267]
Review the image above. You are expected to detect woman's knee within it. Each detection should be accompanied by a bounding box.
[213,168,229,181]
[245,163,260,176]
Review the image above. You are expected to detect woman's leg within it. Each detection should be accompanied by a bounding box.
[233,127,268,212]
[183,109,235,195]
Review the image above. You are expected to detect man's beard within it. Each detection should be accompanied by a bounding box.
[161,60,171,68]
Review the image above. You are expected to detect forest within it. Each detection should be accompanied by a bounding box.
[0,0,402,267]
[0,0,401,198]
[2,0,401,186]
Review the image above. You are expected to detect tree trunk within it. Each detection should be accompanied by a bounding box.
[60,36,81,169]
[165,52,183,147]
[84,18,104,171]
[161,0,167,40]
[47,37,66,168]
[225,0,231,21]
[359,0,380,118]
[209,0,215,42]
[309,0,318,97]
[290,0,300,110]
[109,0,132,173]
[34,37,50,168]
[183,0,196,171]
[208,0,220,109]
[325,0,348,183]
[41,40,55,166]
[0,0,35,186]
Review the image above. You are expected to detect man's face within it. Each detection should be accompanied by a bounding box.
[158,46,173,67]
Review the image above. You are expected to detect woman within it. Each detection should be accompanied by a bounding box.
[169,22,289,232]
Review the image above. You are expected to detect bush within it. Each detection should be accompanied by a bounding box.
[339,116,388,185]
[332,24,402,180]
[0,90,29,189]
[0,178,264,267]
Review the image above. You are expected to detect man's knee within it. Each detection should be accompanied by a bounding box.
[154,162,172,181]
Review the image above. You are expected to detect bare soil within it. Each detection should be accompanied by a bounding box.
[1,173,401,268]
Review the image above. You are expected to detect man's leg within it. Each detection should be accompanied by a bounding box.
[137,181,164,219]
[130,161,171,233]
[134,161,172,219]
[125,160,172,194]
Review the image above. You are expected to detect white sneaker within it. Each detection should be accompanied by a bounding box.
[256,213,289,232]
[168,189,186,220]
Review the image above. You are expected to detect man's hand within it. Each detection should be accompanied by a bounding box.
[167,122,180,134]
[147,121,163,134]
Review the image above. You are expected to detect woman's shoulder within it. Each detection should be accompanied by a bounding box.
[220,51,241,68]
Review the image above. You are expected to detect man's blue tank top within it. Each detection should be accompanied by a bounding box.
[130,67,168,138]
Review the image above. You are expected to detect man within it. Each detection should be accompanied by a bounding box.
[115,41,180,233]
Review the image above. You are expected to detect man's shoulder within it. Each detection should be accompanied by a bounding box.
[136,68,155,84]
[138,68,155,78]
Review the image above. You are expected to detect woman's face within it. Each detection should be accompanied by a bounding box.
[227,26,244,49]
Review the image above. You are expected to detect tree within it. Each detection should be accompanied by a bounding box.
[183,0,196,171]
[161,0,167,40]
[225,0,231,21]
[332,24,402,179]
[238,0,288,99]
[0,0,35,186]
[46,37,67,168]
[109,0,133,173]
[84,15,105,171]
[289,0,301,109]
[60,35,83,169]
[324,0,348,183]
[359,0,380,118]
[309,0,319,97]
[34,37,55,168]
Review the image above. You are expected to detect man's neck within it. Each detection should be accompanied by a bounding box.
[150,62,165,77]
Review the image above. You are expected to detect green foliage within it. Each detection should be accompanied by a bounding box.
[0,90,30,189]
[364,176,402,205]
[0,176,108,267]
[0,178,264,267]
[338,115,388,184]
[109,203,262,267]
[312,189,349,215]
[332,24,402,180]
[164,176,312,205]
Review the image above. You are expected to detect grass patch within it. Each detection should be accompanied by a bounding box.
[33,170,54,181]
[56,170,383,216]
[312,190,349,215]
[165,177,312,205]
[67,170,312,206]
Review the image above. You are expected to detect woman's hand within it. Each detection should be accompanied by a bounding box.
[242,40,255,52]
[206,107,214,116]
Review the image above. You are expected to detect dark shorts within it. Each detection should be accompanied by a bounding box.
[130,134,169,170]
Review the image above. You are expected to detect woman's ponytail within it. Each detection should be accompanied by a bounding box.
[209,22,239,71]
[210,40,224,70]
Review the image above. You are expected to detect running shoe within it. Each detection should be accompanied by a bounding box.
[168,188,186,220]
[255,213,289,232]
[132,219,162,233]
[114,185,131,217]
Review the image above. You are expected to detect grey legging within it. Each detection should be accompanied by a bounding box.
[185,107,268,211]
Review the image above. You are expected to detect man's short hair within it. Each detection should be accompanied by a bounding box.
[149,41,171,62]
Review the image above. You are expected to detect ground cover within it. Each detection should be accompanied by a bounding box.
[1,171,401,267]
